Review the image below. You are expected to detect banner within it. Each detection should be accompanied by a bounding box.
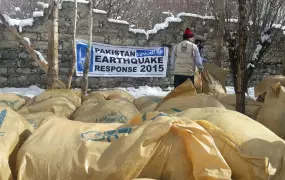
[75,40,168,77]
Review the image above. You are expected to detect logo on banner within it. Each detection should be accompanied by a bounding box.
[136,48,164,57]
[76,43,93,72]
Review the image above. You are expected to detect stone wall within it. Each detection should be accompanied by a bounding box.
[0,1,284,89]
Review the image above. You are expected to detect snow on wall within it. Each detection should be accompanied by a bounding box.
[146,17,182,38]
[0,14,34,33]
[93,9,107,15]
[37,2,49,9]
[33,11,44,18]
[107,18,129,25]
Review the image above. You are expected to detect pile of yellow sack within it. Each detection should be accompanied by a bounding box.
[2,72,285,180]
[73,89,139,123]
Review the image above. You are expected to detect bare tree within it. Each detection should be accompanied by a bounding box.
[223,0,285,113]
[67,0,78,89]
[209,0,225,67]
[47,0,60,89]
[81,0,93,98]
[236,0,247,113]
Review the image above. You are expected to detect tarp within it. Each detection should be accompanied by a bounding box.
[75,40,168,77]
[0,106,34,180]
[177,107,285,180]
[17,115,231,180]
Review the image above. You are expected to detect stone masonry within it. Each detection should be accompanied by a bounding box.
[0,1,284,89]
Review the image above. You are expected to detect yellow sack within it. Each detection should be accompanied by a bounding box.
[156,94,225,114]
[18,90,81,118]
[194,70,203,93]
[73,99,139,123]
[22,112,57,129]
[129,111,167,126]
[257,83,285,138]
[0,93,26,111]
[154,79,197,111]
[202,62,227,96]
[133,96,162,113]
[254,75,285,99]
[177,107,285,180]
[0,106,34,180]
[87,89,135,103]
[217,94,262,119]
[17,116,231,180]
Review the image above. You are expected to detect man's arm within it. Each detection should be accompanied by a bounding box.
[193,45,204,72]
[170,45,177,71]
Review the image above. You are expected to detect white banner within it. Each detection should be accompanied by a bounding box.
[75,39,168,77]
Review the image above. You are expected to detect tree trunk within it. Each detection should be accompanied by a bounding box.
[81,0,93,99]
[67,0,78,89]
[47,1,59,89]
[236,0,247,113]
[215,0,225,67]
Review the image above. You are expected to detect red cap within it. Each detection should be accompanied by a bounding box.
[183,28,194,38]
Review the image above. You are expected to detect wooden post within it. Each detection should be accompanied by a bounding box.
[47,1,59,89]
[67,0,78,89]
[236,0,247,113]
[81,0,93,99]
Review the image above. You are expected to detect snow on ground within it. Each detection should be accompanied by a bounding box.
[0,85,255,99]
[0,86,44,98]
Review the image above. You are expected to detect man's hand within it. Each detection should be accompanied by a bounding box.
[198,68,204,74]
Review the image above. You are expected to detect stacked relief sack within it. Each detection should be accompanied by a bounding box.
[154,79,225,114]
[254,75,285,102]
[17,90,81,119]
[22,112,57,129]
[201,62,227,96]
[0,106,34,180]
[0,93,27,111]
[257,82,285,138]
[17,115,231,180]
[176,107,285,180]
[217,94,262,119]
[73,89,139,123]
[133,96,162,113]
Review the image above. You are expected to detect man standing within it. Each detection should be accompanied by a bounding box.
[170,28,204,88]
